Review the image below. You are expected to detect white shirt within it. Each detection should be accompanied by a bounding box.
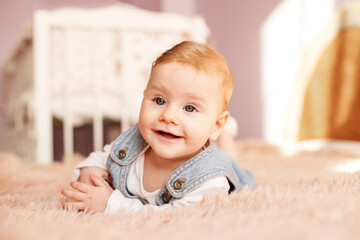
[74,145,230,214]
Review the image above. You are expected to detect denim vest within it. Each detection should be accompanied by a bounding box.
[107,123,255,206]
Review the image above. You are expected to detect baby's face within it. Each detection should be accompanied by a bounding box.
[139,62,224,162]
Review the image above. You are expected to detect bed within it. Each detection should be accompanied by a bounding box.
[1,3,209,164]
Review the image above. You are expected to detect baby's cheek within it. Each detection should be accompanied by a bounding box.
[186,127,210,144]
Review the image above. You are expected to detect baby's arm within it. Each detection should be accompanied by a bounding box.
[62,144,114,212]
[61,176,229,214]
[105,176,230,214]
[75,144,112,186]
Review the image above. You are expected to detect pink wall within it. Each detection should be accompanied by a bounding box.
[196,0,282,139]
[0,0,283,140]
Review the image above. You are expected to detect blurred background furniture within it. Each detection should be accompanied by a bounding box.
[1,3,209,163]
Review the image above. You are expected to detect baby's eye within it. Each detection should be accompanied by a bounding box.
[184,105,196,112]
[155,97,165,105]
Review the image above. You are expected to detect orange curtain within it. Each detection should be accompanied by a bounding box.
[298,27,360,141]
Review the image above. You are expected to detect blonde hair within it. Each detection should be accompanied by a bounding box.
[152,41,233,111]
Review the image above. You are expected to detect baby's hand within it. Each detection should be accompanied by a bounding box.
[61,174,113,213]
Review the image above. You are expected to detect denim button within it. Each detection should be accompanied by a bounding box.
[118,149,126,159]
[162,192,170,203]
[173,179,184,190]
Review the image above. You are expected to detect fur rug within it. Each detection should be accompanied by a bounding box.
[1,140,360,240]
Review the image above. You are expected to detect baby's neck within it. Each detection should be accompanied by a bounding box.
[145,148,190,172]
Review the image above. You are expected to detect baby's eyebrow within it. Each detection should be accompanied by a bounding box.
[184,88,211,99]
[146,83,165,92]
[184,92,205,101]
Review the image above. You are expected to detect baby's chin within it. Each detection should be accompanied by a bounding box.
[154,147,203,162]
[151,148,186,161]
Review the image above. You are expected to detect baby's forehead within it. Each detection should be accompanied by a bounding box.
[154,62,221,82]
[150,62,225,96]
[152,65,220,89]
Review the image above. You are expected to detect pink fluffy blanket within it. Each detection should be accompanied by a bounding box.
[1,141,360,239]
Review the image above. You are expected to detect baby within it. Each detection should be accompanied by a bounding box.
[61,41,255,214]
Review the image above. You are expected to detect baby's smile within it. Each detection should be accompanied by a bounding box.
[156,130,182,140]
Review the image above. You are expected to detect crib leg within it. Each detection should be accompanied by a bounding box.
[63,116,74,157]
[93,113,103,152]
[34,11,53,164]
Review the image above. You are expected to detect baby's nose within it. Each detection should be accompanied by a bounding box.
[160,108,180,125]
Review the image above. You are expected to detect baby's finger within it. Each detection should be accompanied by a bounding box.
[90,174,108,187]
[61,200,85,211]
[70,181,91,193]
[61,188,86,201]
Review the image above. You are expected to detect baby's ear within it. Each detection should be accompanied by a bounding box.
[209,111,229,141]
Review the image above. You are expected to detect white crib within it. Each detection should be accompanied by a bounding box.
[1,3,209,164]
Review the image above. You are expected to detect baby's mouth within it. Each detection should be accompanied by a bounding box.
[157,131,181,139]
